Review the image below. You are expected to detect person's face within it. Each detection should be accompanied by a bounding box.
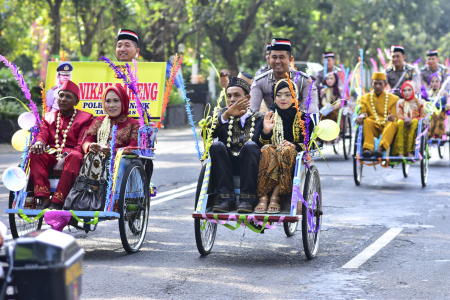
[430,77,441,90]
[58,73,71,85]
[326,57,335,69]
[57,90,78,114]
[402,86,413,100]
[391,52,405,68]
[275,87,294,110]
[427,56,438,70]
[269,50,291,74]
[265,50,270,64]
[226,86,248,106]
[104,90,122,118]
[325,74,336,87]
[372,80,386,94]
[116,40,140,62]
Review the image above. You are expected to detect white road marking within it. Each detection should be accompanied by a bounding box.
[153,183,197,198]
[151,182,198,206]
[342,228,403,269]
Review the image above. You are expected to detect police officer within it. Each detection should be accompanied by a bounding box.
[116,29,140,62]
[385,45,421,98]
[315,52,343,89]
[45,62,73,112]
[255,43,272,76]
[421,50,448,88]
[250,38,319,114]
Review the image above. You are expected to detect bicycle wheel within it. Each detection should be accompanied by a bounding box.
[420,136,429,187]
[402,162,410,178]
[283,221,298,237]
[353,144,363,186]
[438,143,444,159]
[118,162,150,254]
[194,164,217,255]
[301,165,322,259]
[343,115,352,160]
[9,191,42,238]
[333,144,339,154]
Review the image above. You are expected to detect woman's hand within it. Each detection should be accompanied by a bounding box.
[263,112,275,134]
[282,140,296,148]
[89,143,102,153]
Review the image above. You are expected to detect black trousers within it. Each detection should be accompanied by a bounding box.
[210,141,260,204]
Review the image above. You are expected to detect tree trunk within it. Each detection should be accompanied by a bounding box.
[46,0,64,57]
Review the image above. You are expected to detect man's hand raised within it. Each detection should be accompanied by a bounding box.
[222,97,250,120]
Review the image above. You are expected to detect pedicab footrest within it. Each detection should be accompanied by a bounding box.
[192,213,299,223]
[6,209,120,219]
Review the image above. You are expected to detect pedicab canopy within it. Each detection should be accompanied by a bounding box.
[45,61,166,122]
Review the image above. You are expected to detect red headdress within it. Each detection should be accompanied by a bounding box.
[59,80,80,99]
[101,84,130,117]
[400,81,415,101]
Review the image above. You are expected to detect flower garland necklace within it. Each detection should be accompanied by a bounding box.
[271,110,284,145]
[97,115,111,146]
[55,109,77,160]
[227,110,256,150]
[370,91,388,124]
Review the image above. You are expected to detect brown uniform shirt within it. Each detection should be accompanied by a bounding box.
[420,64,448,88]
[385,64,421,98]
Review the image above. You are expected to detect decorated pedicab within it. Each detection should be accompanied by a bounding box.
[1,54,174,254]
[319,62,354,160]
[181,70,340,259]
[352,65,431,187]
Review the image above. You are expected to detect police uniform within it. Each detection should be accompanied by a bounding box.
[385,45,421,98]
[46,62,73,112]
[420,50,448,88]
[250,38,319,114]
[386,64,420,98]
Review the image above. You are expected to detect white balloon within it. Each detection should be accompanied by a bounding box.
[2,167,26,191]
[18,112,36,130]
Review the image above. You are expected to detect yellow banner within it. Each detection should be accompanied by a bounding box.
[45,62,166,121]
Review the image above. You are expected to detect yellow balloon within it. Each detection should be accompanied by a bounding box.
[11,130,31,152]
[316,119,340,141]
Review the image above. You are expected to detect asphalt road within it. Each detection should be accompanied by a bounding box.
[0,129,449,300]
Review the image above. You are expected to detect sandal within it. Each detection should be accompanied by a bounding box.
[254,196,269,214]
[267,196,281,214]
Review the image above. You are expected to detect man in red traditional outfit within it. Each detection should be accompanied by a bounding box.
[30,80,94,210]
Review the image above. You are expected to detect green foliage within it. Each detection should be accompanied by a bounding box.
[168,87,184,106]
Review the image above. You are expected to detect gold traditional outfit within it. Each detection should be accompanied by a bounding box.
[360,91,399,150]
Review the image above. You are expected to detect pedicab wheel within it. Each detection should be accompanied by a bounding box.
[9,191,42,238]
[301,165,322,260]
[118,162,150,254]
[343,115,352,160]
[283,221,298,237]
[402,162,410,178]
[420,136,429,187]
[438,143,444,159]
[333,144,339,154]
[194,164,217,256]
[353,145,363,186]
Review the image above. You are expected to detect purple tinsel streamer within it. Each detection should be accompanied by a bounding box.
[303,79,315,150]
[0,55,41,125]
[292,184,319,233]
[105,125,118,211]
[100,56,149,127]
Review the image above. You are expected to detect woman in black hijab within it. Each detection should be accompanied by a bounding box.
[254,79,312,214]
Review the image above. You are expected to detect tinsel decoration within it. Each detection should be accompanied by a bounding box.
[377,48,387,69]
[179,76,202,159]
[370,58,378,72]
[201,89,225,160]
[0,54,41,125]
[105,125,118,211]
[40,82,47,115]
[101,56,149,126]
[359,49,364,93]
[159,54,182,128]
[149,182,157,197]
